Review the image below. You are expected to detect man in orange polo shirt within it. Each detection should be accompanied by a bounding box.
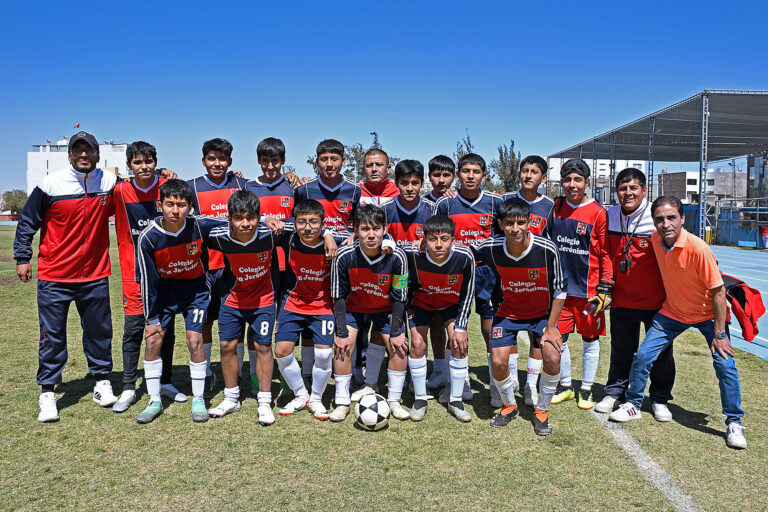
[609,196,746,449]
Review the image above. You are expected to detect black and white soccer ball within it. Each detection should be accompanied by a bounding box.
[354,393,390,431]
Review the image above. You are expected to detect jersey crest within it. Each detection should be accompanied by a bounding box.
[379,275,390,285]
[280,196,291,207]
[187,243,198,255]
[529,269,540,279]
[492,326,503,338]
[531,216,542,228]
[577,222,587,235]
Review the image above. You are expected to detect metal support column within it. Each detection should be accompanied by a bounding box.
[648,117,655,200]
[609,133,616,204]
[592,138,598,200]
[698,94,710,239]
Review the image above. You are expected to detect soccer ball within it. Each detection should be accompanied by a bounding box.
[354,394,390,431]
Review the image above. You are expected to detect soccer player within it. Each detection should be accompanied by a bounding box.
[330,204,409,421]
[475,198,567,435]
[382,160,434,247]
[406,215,475,421]
[502,155,555,407]
[188,138,247,395]
[135,179,228,424]
[434,153,503,405]
[425,155,456,203]
[359,148,399,206]
[111,141,185,413]
[273,200,341,420]
[596,168,674,421]
[549,159,613,410]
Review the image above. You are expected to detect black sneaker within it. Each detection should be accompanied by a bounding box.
[533,411,552,436]
[490,405,519,427]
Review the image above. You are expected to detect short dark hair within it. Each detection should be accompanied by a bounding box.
[294,199,325,219]
[364,148,389,166]
[615,168,646,188]
[353,203,386,228]
[394,159,424,183]
[423,215,455,237]
[651,196,684,218]
[458,153,486,173]
[519,155,548,175]
[499,197,531,221]
[561,158,590,180]
[159,179,193,204]
[202,138,233,158]
[428,155,456,175]
[228,190,260,217]
[257,137,285,159]
[316,139,344,157]
[126,141,157,162]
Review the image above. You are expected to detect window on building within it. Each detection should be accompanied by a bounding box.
[687,179,697,185]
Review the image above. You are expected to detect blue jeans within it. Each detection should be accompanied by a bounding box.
[626,313,743,425]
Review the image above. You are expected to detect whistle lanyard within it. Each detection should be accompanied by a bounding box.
[620,202,648,261]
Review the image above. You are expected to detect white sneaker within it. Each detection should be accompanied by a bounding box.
[726,422,747,449]
[350,384,377,402]
[279,395,309,416]
[651,402,673,422]
[329,404,350,422]
[112,390,137,413]
[160,384,188,403]
[208,398,241,418]
[308,400,329,420]
[609,402,642,422]
[462,379,473,401]
[388,400,410,420]
[595,396,618,414]
[92,380,118,407]
[427,371,446,390]
[38,392,59,423]
[438,386,450,404]
[258,402,275,426]
[523,385,539,407]
[490,384,503,408]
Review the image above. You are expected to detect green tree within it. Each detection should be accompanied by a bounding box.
[453,130,503,191]
[2,189,27,214]
[489,140,521,193]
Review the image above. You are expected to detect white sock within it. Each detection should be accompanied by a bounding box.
[449,354,468,403]
[527,357,542,391]
[224,386,240,402]
[144,359,162,401]
[408,356,428,400]
[387,369,407,402]
[537,371,560,411]
[508,353,519,387]
[189,360,207,400]
[203,342,213,377]
[236,343,244,378]
[301,345,314,377]
[559,340,572,387]
[276,354,308,397]
[432,357,445,379]
[311,347,333,402]
[581,339,600,391]
[365,344,387,386]
[334,374,352,406]
[486,352,497,391]
[257,391,272,406]
[493,373,517,407]
[248,349,258,376]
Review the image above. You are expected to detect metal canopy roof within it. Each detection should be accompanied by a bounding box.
[549,90,768,162]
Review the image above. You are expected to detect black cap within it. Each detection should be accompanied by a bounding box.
[68,131,99,152]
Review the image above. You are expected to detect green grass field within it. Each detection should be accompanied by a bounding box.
[0,225,766,511]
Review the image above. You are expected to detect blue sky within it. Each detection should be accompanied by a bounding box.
[1,0,765,191]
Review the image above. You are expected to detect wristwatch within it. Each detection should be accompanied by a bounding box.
[715,331,728,339]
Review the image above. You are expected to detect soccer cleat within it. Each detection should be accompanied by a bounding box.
[725,422,747,449]
[449,402,472,423]
[438,386,450,404]
[208,398,241,418]
[577,390,594,410]
[490,385,503,408]
[92,380,118,407]
[329,404,350,422]
[609,402,642,422]
[551,386,574,405]
[136,400,163,424]
[651,402,673,422]
[279,395,309,416]
[594,396,618,413]
[191,398,209,423]
[112,390,137,413]
[308,400,330,421]
[258,402,275,426]
[523,385,538,407]
[388,400,410,421]
[409,400,428,421]
[533,409,552,436]
[490,404,519,427]
[38,392,59,423]
[426,371,446,390]
[160,383,188,403]
[350,384,377,402]
[203,374,217,398]
[462,379,473,401]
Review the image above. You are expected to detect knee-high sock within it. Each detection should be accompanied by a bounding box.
[508,353,519,386]
[301,345,314,377]
[144,359,162,401]
[203,343,213,377]
[311,347,333,402]
[334,374,351,406]
[236,343,244,378]
[276,354,308,396]
[189,360,207,400]
[365,344,387,386]
[537,371,560,411]
[486,352,497,390]
[527,357,542,391]
[493,374,517,407]
[449,354,469,403]
[248,349,258,375]
[408,356,428,401]
[581,339,600,391]
[387,369,407,402]
[559,336,572,387]
[224,385,240,401]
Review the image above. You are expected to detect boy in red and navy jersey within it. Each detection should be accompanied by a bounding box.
[406,215,475,422]
[474,198,567,436]
[424,155,456,203]
[245,137,295,229]
[187,138,246,393]
[549,158,614,410]
[330,204,410,421]
[136,179,229,424]
[383,160,434,247]
[359,148,399,206]
[596,168,674,418]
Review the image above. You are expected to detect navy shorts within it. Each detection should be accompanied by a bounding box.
[275,309,335,347]
[206,268,225,322]
[218,303,276,345]
[408,305,458,330]
[474,265,495,318]
[490,316,548,349]
[346,311,390,335]
[158,284,210,334]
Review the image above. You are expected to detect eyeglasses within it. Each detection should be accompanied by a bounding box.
[70,147,98,156]
[295,219,321,228]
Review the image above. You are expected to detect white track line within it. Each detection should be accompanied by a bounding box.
[591,411,704,512]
